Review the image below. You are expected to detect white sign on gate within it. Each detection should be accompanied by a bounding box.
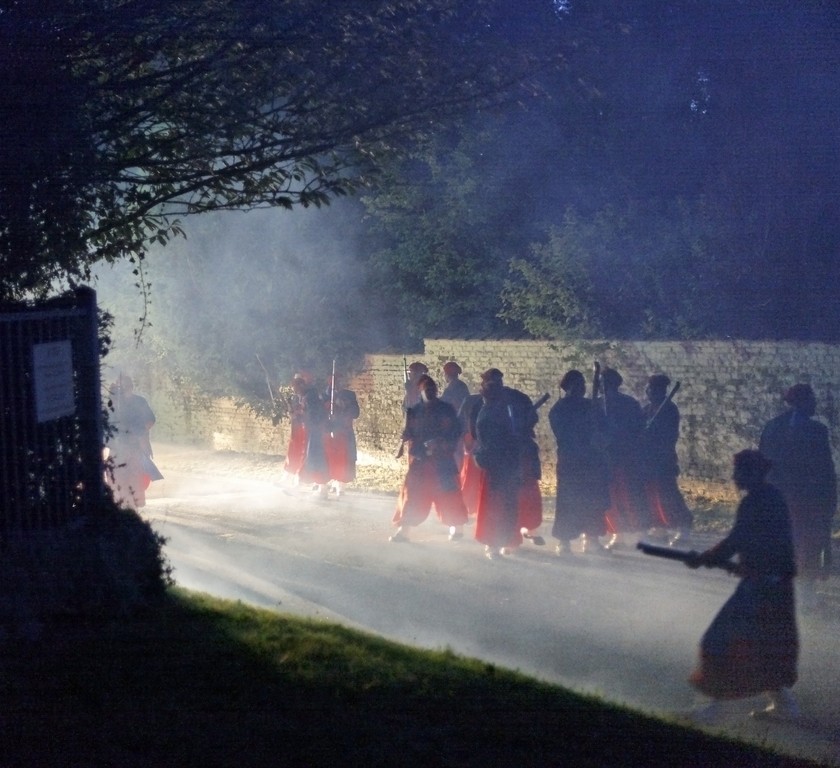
[32,340,76,423]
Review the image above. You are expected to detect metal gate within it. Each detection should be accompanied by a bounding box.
[0,287,104,543]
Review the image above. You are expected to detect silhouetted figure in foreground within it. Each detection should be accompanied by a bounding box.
[684,450,799,724]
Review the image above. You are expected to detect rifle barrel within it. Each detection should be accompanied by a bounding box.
[636,541,697,563]
[636,541,737,573]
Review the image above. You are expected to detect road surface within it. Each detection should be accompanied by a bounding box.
[143,445,840,765]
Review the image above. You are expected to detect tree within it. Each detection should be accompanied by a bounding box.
[361,126,519,345]
[500,199,752,340]
[545,0,840,340]
[491,0,840,341]
[0,0,561,301]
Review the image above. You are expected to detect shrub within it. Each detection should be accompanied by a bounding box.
[0,500,172,627]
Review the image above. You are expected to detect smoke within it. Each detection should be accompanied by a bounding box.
[94,200,396,395]
[142,444,723,718]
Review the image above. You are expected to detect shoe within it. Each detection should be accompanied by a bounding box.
[751,690,800,721]
[750,703,801,721]
[555,542,571,555]
[389,528,409,543]
[448,526,464,542]
[484,545,495,560]
[585,540,610,556]
[499,547,513,556]
[647,527,669,544]
[524,534,546,546]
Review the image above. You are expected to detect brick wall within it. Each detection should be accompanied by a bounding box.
[140,338,840,498]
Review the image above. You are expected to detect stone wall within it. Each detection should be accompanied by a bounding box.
[139,338,840,498]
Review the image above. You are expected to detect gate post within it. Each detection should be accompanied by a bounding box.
[74,287,105,511]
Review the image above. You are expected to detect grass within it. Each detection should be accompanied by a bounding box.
[0,589,827,768]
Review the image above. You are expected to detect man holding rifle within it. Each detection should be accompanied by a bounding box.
[652,449,799,724]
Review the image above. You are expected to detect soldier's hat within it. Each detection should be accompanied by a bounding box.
[784,383,814,406]
[560,370,584,392]
[601,367,623,387]
[733,449,772,481]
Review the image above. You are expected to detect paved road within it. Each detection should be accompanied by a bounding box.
[143,452,840,765]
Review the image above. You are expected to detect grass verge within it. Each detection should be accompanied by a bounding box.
[0,589,827,767]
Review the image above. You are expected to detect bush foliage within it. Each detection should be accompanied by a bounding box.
[0,501,172,625]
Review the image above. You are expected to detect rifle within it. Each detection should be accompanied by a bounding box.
[329,359,336,418]
[591,361,601,400]
[592,360,606,417]
[507,391,550,436]
[396,356,410,458]
[255,353,276,406]
[636,542,738,574]
[645,381,681,430]
[329,359,336,438]
[533,392,550,411]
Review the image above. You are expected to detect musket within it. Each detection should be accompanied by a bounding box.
[255,353,276,406]
[506,391,550,439]
[396,356,410,457]
[329,359,336,438]
[636,542,738,574]
[533,392,550,411]
[329,359,336,419]
[645,381,681,430]
[592,361,606,417]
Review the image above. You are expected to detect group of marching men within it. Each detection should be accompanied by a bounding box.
[283,359,836,721]
[389,360,694,561]
[390,361,837,723]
